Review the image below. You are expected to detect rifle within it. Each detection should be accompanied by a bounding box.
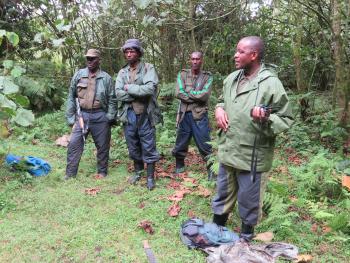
[75,98,88,142]
[176,102,181,128]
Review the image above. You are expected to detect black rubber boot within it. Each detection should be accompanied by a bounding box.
[240,223,254,242]
[175,158,185,174]
[213,213,229,227]
[146,162,155,190]
[129,160,144,185]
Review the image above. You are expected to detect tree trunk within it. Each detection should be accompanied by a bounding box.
[332,0,349,125]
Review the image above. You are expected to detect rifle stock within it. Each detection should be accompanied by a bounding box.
[75,98,87,141]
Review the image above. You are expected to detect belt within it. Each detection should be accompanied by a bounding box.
[81,108,103,113]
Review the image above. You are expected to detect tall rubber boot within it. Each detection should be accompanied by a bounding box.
[146,162,155,190]
[240,223,254,242]
[213,213,229,227]
[129,160,144,185]
[175,158,185,174]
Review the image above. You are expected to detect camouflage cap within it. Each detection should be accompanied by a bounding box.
[84,49,101,58]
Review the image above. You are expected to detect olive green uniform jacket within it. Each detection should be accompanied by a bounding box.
[65,68,117,125]
[115,62,162,126]
[217,64,293,172]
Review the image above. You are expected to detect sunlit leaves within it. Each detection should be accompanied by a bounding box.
[5,32,19,47]
[34,33,43,43]
[0,94,17,109]
[11,66,26,78]
[52,38,65,47]
[0,76,19,94]
[3,60,14,70]
[133,0,153,9]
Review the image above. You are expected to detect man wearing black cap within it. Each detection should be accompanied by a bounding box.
[65,49,117,180]
[115,39,162,190]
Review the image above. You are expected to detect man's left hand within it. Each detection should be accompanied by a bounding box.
[124,85,128,91]
[251,106,270,123]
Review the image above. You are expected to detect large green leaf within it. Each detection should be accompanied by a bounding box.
[11,66,26,78]
[0,94,16,109]
[3,60,14,69]
[6,32,19,47]
[12,94,30,107]
[13,108,34,127]
[0,76,19,94]
[133,0,153,9]
[0,107,16,118]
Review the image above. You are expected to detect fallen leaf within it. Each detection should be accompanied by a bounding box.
[167,189,191,202]
[278,165,289,175]
[253,231,274,242]
[196,186,212,197]
[94,174,106,180]
[183,177,198,186]
[311,223,319,233]
[113,159,122,164]
[166,180,181,189]
[342,175,350,190]
[55,134,70,147]
[84,187,101,196]
[32,139,39,145]
[138,220,154,234]
[322,225,332,233]
[296,254,313,262]
[95,246,102,253]
[139,202,145,209]
[187,210,196,218]
[167,202,181,217]
[112,188,125,195]
[289,196,298,202]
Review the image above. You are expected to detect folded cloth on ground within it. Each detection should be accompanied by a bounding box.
[180,218,240,249]
[205,241,298,263]
[5,154,51,176]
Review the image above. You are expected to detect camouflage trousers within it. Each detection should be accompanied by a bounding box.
[211,163,268,226]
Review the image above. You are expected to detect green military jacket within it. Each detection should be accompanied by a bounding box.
[217,64,293,172]
[66,68,117,125]
[115,62,162,126]
[175,69,213,120]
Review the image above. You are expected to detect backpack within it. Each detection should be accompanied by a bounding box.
[5,154,51,176]
[180,218,239,249]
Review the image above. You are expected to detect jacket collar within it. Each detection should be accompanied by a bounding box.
[231,64,276,95]
[124,61,144,82]
[81,67,103,79]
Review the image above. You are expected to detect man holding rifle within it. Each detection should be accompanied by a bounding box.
[212,36,293,242]
[65,49,117,180]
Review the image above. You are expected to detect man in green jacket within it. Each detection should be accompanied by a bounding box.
[65,49,117,180]
[212,36,293,241]
[115,39,162,190]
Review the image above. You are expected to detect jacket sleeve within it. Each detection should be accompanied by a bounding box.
[105,75,117,121]
[187,74,213,103]
[175,72,195,103]
[126,64,159,98]
[115,70,134,102]
[65,71,79,125]
[216,75,230,110]
[255,78,294,137]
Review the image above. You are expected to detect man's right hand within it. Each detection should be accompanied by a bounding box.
[215,107,229,132]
